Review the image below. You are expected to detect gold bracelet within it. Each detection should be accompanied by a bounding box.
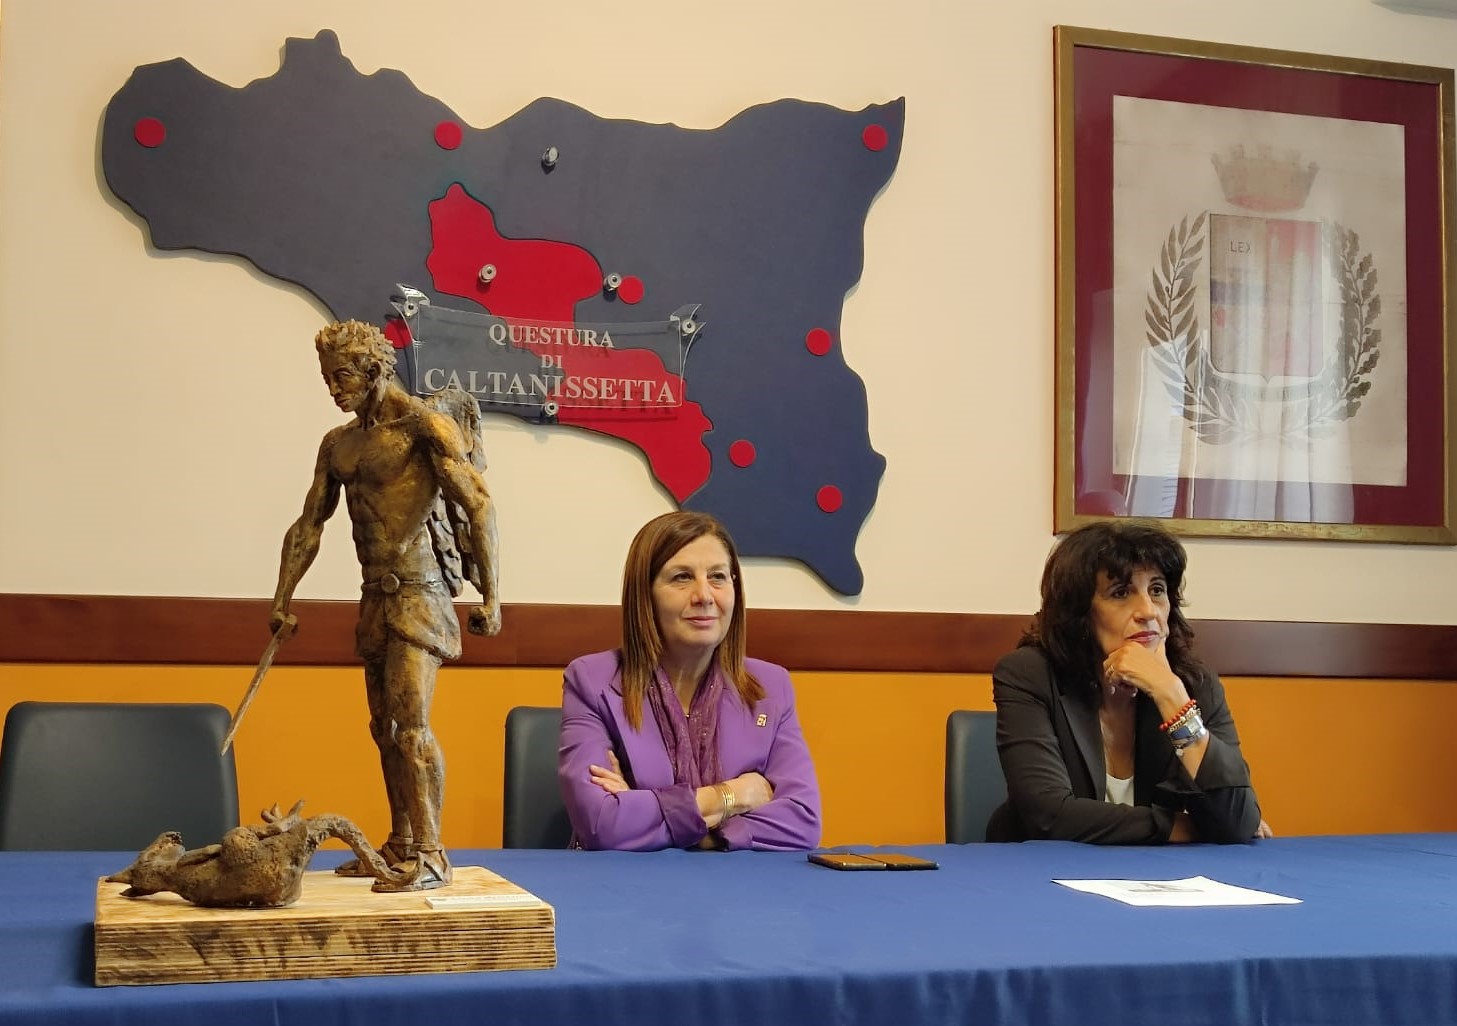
[718,783,736,818]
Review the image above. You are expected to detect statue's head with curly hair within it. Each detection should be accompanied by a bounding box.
[315,320,396,370]
[315,320,396,415]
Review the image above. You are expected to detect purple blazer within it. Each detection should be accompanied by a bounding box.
[558,649,822,851]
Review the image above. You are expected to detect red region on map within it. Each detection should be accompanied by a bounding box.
[424,184,712,502]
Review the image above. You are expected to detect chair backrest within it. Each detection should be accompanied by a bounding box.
[944,710,1006,844]
[0,701,240,851]
[502,706,572,849]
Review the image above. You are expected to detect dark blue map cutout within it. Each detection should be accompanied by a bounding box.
[101,30,903,594]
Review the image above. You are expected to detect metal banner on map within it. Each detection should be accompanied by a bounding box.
[388,285,705,422]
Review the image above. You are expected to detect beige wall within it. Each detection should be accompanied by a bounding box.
[1,0,1455,624]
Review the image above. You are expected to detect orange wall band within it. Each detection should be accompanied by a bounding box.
[4,661,1456,847]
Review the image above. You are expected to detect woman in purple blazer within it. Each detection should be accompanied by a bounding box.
[558,512,821,851]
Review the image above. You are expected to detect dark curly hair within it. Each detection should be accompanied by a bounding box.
[1020,520,1200,691]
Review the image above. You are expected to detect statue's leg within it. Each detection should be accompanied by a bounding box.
[367,658,416,850]
[386,639,444,846]
[370,639,451,892]
[335,658,415,876]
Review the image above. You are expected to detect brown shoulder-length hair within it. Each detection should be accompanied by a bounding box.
[1020,520,1201,691]
[619,511,764,730]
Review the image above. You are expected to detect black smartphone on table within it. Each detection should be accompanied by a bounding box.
[808,851,939,871]
[866,853,938,870]
[808,852,886,870]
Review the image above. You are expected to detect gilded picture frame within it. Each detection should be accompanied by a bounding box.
[1054,25,1456,543]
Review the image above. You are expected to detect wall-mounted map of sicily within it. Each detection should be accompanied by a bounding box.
[101,30,904,594]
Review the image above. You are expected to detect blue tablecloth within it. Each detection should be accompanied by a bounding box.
[2,835,1456,1025]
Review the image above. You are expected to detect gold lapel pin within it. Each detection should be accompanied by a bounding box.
[756,713,768,727]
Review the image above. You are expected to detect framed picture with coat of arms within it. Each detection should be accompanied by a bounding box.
[1053,25,1456,543]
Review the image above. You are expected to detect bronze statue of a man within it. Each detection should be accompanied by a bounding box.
[270,320,500,891]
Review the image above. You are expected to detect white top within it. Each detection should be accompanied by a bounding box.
[1105,774,1134,807]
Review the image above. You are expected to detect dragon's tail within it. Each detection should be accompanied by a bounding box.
[306,815,411,886]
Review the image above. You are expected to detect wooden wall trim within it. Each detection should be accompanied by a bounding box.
[0,594,1453,679]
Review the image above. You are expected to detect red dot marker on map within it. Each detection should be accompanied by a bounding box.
[817,485,843,513]
[862,124,888,152]
[617,275,645,304]
[134,117,166,148]
[729,440,757,468]
[805,328,833,356]
[434,121,463,150]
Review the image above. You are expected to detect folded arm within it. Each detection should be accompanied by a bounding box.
[558,663,703,851]
[715,677,821,851]
[1152,669,1262,844]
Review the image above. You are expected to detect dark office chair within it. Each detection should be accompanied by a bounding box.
[502,706,572,849]
[944,710,1006,844]
[0,701,240,851]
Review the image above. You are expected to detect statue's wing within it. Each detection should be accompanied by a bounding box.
[423,385,487,598]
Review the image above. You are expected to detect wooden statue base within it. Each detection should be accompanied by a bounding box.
[94,865,556,986]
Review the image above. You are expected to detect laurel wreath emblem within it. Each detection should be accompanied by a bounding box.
[1143,212,1381,445]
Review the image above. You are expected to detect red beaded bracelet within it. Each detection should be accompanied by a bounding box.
[1159,699,1198,732]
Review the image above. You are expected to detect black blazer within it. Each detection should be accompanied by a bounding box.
[986,645,1261,844]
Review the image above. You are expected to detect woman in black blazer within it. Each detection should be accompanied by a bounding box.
[987,521,1267,844]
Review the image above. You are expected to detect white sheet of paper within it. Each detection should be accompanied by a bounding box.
[1053,875,1301,907]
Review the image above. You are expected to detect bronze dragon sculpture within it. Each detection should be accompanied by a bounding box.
[107,801,413,908]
